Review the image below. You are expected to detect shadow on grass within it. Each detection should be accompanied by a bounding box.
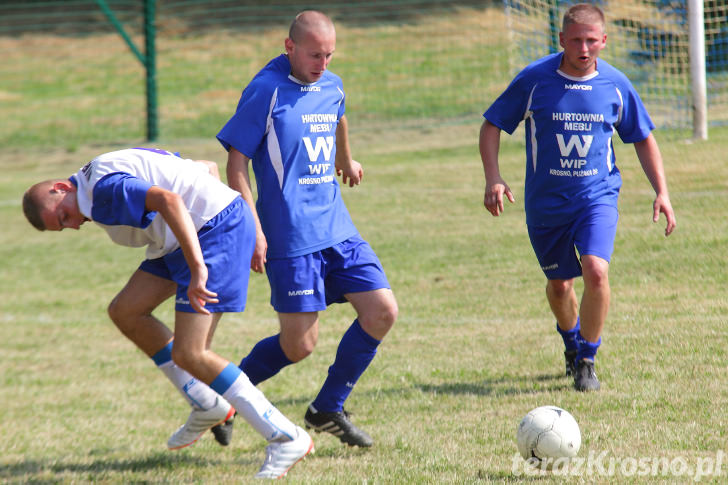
[416,372,571,397]
[0,452,248,481]
[476,469,552,482]
[270,372,571,408]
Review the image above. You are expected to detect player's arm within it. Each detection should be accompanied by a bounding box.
[633,133,676,236]
[195,160,221,180]
[145,186,218,314]
[335,114,362,187]
[480,119,515,217]
[226,147,267,273]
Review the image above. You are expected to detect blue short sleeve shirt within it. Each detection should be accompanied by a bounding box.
[484,53,655,227]
[217,54,358,258]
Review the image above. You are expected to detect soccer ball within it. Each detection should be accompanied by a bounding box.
[516,405,581,468]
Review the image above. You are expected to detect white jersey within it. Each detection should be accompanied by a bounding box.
[71,148,238,259]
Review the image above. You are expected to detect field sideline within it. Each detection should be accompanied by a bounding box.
[0,124,726,483]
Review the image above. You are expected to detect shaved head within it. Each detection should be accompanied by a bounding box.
[284,10,337,83]
[288,10,335,43]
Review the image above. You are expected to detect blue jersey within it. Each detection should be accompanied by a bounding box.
[217,54,358,258]
[484,53,654,227]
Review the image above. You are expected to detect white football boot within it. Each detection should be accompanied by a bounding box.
[167,397,235,450]
[254,426,314,479]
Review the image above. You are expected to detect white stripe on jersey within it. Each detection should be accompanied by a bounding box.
[265,88,285,189]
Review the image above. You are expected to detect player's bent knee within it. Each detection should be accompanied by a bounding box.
[360,300,398,339]
[282,341,315,363]
[107,297,132,330]
[170,347,201,373]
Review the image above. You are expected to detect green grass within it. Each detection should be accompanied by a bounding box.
[0,6,510,149]
[1,5,727,483]
[1,124,727,483]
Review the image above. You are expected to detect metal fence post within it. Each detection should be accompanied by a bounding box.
[95,0,158,141]
[144,0,158,141]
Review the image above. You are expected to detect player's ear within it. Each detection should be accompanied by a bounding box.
[52,181,76,194]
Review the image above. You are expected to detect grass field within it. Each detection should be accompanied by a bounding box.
[1,4,728,483]
[1,123,727,483]
[0,6,510,149]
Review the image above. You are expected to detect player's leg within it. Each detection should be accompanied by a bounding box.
[173,310,312,478]
[166,197,259,448]
[578,255,610,344]
[546,278,580,376]
[350,288,398,340]
[570,255,609,391]
[238,311,318,385]
[305,237,396,447]
[546,279,578,332]
[278,311,320,362]
[107,268,232,448]
[165,310,235,448]
[239,252,325,384]
[571,204,618,391]
[528,223,582,377]
[107,268,176,356]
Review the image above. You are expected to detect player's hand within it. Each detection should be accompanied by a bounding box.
[484,177,515,216]
[336,159,363,187]
[188,266,219,315]
[251,231,268,273]
[653,193,676,236]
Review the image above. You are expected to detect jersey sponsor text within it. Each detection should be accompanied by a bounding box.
[564,83,593,91]
[552,112,604,122]
[310,123,333,133]
[303,136,334,162]
[301,113,337,123]
[299,175,334,185]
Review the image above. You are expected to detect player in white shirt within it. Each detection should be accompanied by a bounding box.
[22,148,313,479]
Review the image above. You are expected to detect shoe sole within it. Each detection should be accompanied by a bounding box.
[574,383,601,392]
[168,406,236,450]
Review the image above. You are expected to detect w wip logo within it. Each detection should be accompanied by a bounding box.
[303,136,334,162]
[556,134,593,157]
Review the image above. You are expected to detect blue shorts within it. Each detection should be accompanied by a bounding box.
[139,197,255,313]
[265,235,391,313]
[527,204,618,280]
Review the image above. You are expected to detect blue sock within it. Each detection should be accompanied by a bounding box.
[209,363,242,395]
[575,331,601,362]
[312,319,380,413]
[151,341,173,365]
[239,334,292,385]
[556,317,580,352]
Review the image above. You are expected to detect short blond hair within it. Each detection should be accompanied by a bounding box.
[22,181,52,231]
[562,3,605,32]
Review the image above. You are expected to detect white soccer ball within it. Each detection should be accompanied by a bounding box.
[516,405,581,468]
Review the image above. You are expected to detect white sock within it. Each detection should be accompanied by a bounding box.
[222,373,297,442]
[158,360,219,410]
